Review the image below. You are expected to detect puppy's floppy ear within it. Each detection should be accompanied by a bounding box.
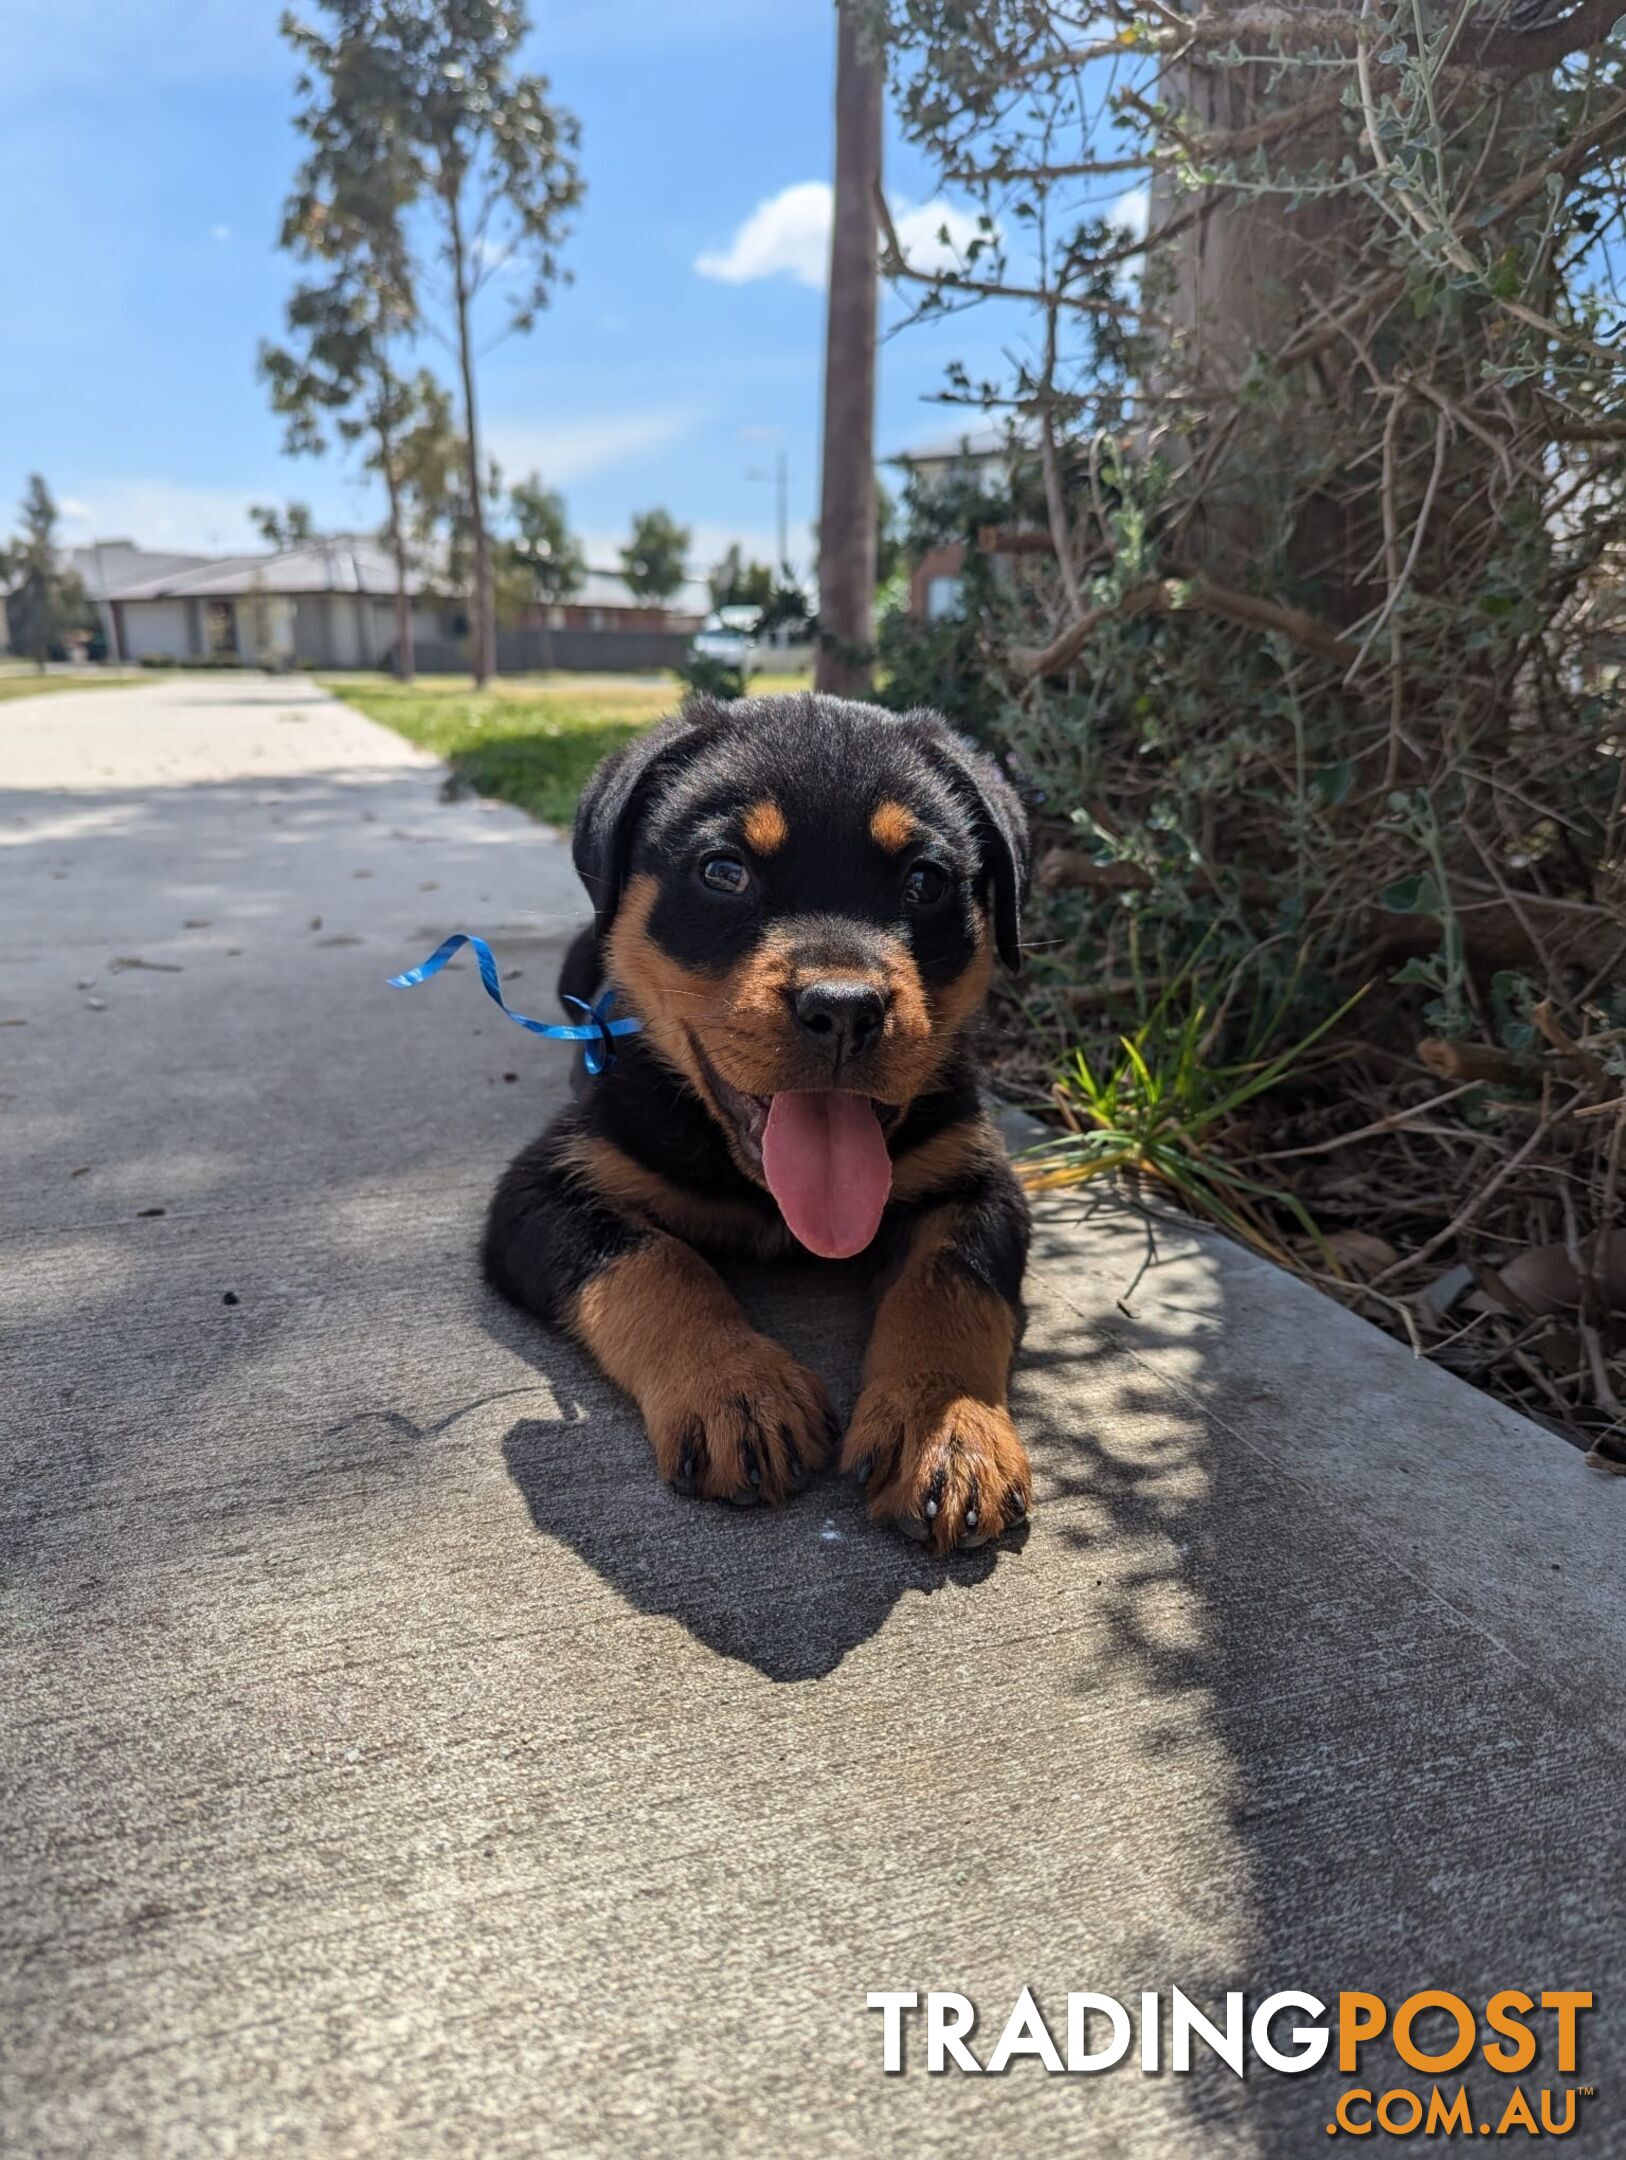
[905,712,1031,972]
[572,704,717,935]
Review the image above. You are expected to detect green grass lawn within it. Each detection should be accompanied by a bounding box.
[0,669,152,705]
[323,670,812,826]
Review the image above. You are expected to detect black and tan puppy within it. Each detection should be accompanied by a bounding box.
[483,690,1032,1554]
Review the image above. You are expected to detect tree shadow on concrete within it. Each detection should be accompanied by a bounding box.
[1001,1190,1626,2149]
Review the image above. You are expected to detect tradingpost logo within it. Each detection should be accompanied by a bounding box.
[866,1986,1598,2137]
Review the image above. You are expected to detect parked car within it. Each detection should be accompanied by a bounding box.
[689,605,763,673]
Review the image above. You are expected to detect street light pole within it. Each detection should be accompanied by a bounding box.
[745,450,793,579]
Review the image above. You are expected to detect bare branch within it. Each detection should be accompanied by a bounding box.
[1015,575,1362,677]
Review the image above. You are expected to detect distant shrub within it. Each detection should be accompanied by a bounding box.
[672,652,747,703]
[138,653,248,670]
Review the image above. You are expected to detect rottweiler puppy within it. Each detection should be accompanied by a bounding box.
[483,690,1032,1554]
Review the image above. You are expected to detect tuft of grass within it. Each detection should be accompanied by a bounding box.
[323,670,812,827]
[1021,940,1369,1265]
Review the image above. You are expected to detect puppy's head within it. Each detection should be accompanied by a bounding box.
[575,691,1028,1257]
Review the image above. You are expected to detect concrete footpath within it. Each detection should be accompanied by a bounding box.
[2,675,1621,2158]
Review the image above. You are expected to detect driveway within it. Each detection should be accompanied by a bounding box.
[2,673,1621,2157]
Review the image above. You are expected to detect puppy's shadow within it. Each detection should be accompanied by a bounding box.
[494,1259,1017,1683]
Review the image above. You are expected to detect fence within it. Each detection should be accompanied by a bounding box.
[395,628,693,677]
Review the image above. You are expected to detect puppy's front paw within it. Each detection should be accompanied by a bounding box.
[649,1337,834,1507]
[842,1379,1030,1554]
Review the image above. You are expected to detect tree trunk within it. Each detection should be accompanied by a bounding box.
[815,1,883,698]
[1149,14,1543,681]
[377,410,415,686]
[1148,38,1362,616]
[446,183,495,688]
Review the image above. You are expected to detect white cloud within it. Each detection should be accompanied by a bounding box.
[1106,184,1150,293]
[1110,184,1150,243]
[484,411,699,488]
[695,180,988,292]
[211,223,232,244]
[891,199,988,276]
[696,181,833,291]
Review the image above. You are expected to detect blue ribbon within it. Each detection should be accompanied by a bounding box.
[388,932,643,1076]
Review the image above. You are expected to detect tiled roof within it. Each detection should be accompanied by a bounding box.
[99,535,428,601]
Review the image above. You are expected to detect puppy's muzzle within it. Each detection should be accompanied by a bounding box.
[792,979,890,1066]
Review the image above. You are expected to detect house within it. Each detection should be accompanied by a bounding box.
[67,538,710,674]
[538,567,706,637]
[888,422,1050,622]
[35,524,731,674]
[456,566,707,674]
[72,536,459,670]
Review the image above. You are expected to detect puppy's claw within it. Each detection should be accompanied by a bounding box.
[674,1428,705,1497]
[843,1385,1031,1556]
[650,1343,833,1506]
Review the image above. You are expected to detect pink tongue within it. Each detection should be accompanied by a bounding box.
[761,1091,892,1259]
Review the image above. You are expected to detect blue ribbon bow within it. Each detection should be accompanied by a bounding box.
[388,932,643,1076]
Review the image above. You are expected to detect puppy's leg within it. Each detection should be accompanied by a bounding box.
[842,1153,1031,1553]
[485,1125,833,1505]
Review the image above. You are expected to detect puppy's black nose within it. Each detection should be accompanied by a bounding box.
[793,979,888,1061]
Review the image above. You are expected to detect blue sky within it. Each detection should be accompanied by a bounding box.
[0,0,1062,580]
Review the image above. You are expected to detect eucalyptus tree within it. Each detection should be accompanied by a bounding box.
[620,509,691,606]
[272,5,426,669]
[279,0,582,684]
[508,476,585,605]
[248,500,317,548]
[260,272,445,680]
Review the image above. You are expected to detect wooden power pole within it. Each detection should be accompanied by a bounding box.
[814,2,883,698]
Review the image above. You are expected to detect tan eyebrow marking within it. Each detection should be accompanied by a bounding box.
[870,800,918,853]
[742,799,789,855]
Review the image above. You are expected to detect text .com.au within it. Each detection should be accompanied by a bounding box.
[866,1987,1597,2137]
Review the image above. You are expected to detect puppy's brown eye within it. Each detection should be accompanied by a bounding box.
[903,860,949,907]
[700,854,752,895]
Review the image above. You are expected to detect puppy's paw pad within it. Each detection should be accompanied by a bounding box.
[843,1383,1030,1554]
[652,1341,832,1506]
